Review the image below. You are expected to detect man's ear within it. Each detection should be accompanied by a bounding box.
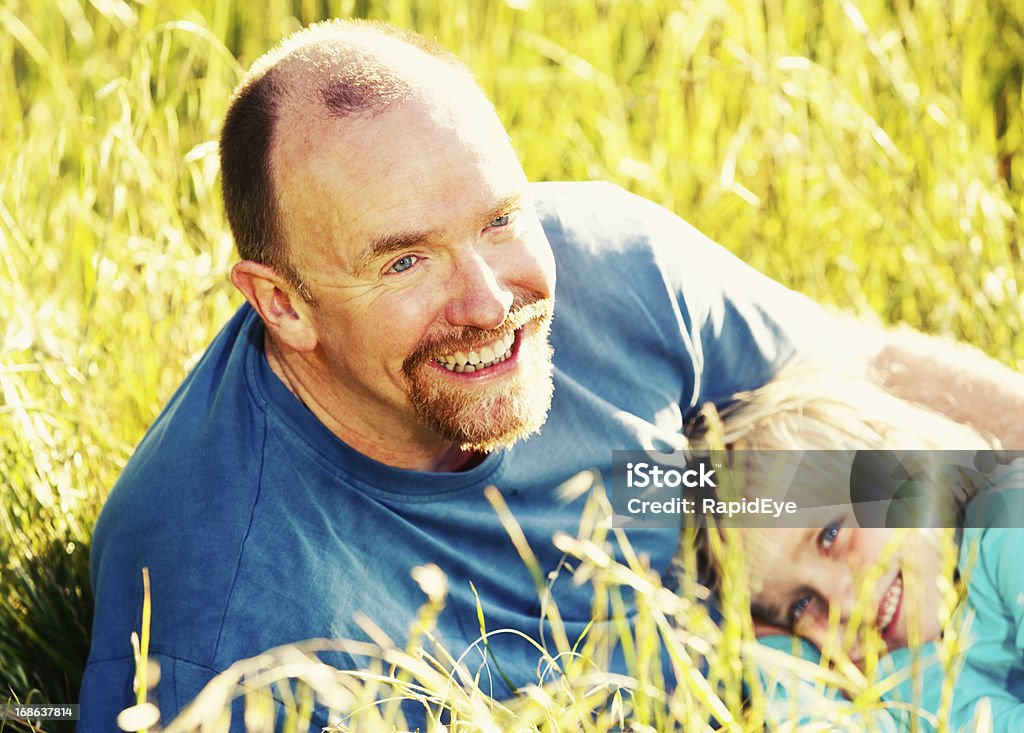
[231,261,318,352]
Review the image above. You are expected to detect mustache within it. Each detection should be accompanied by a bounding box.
[403,295,553,370]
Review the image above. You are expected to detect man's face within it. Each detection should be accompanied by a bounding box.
[739,520,948,662]
[273,77,556,459]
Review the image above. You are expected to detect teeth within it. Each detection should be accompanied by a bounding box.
[878,574,903,633]
[436,332,515,372]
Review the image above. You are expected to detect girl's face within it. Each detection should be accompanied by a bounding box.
[737,517,949,664]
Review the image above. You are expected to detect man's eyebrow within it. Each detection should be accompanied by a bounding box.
[354,229,435,274]
[353,193,525,274]
[484,193,523,222]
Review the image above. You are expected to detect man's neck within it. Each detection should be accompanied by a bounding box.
[263,333,484,473]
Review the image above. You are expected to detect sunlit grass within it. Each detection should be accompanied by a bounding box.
[2,0,1021,730]
[114,478,976,732]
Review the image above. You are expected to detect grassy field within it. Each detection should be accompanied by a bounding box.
[1,0,1022,730]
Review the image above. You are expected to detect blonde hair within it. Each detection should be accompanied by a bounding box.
[686,361,994,591]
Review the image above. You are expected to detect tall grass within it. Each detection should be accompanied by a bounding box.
[119,479,969,732]
[2,0,1021,730]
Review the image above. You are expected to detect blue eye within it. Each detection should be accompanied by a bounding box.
[487,214,511,229]
[389,255,418,273]
[789,595,812,624]
[819,521,842,550]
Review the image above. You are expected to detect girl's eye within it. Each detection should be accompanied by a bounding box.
[789,595,812,624]
[388,255,418,274]
[819,521,842,550]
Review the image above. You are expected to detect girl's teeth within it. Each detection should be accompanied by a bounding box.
[878,574,903,633]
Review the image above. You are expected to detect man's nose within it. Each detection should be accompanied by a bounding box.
[444,250,514,331]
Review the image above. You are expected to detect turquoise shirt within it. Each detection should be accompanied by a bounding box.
[950,463,1024,730]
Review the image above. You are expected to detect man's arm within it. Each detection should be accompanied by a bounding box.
[858,323,1024,449]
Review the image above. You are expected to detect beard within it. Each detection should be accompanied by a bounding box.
[401,297,555,453]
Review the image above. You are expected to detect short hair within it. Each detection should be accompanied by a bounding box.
[219,19,466,302]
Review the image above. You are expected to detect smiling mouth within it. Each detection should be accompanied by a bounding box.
[878,572,903,637]
[434,330,516,373]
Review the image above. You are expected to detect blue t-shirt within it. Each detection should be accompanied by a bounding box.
[79,181,813,730]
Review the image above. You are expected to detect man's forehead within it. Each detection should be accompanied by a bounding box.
[276,90,518,203]
[274,109,525,275]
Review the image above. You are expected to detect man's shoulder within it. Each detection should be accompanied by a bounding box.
[86,307,271,710]
[531,180,685,243]
[96,306,266,527]
[529,181,723,282]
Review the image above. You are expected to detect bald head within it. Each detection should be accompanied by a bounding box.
[219,20,474,299]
